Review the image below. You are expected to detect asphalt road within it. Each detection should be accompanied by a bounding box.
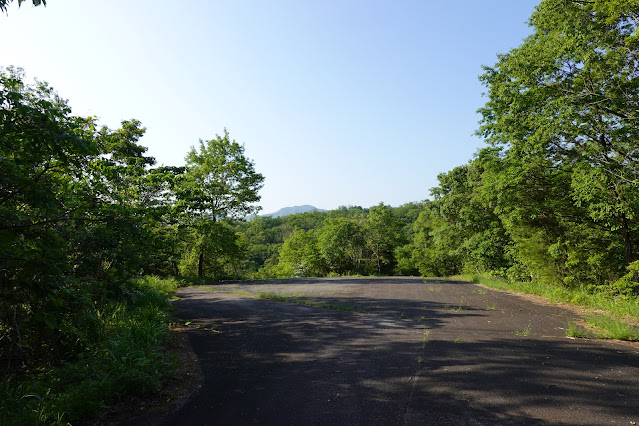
[123,277,639,425]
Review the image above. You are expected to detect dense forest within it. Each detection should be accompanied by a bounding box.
[2,0,639,423]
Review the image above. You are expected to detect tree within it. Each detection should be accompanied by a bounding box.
[176,130,264,221]
[178,219,245,279]
[0,67,178,368]
[365,203,405,274]
[0,67,98,364]
[276,229,325,277]
[0,0,45,13]
[477,0,639,289]
[318,218,366,275]
[174,130,264,278]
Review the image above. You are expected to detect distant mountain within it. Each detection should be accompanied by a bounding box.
[263,205,326,218]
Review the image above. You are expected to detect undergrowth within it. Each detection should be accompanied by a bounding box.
[0,276,181,425]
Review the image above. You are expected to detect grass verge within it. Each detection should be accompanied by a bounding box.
[584,316,639,340]
[0,276,181,425]
[454,273,639,341]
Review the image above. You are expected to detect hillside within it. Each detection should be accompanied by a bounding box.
[263,205,326,218]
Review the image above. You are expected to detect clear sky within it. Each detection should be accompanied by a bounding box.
[1,0,539,214]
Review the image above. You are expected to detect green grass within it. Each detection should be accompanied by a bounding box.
[514,322,532,337]
[416,329,431,363]
[584,315,639,341]
[0,276,179,425]
[566,321,592,339]
[453,273,639,341]
[256,293,364,312]
[422,329,431,348]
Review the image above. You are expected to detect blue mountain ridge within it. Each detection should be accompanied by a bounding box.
[263,205,326,218]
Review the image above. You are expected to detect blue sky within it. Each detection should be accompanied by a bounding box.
[1,0,539,214]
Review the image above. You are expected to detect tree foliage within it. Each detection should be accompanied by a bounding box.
[0,0,45,13]
[473,0,639,291]
[0,67,265,375]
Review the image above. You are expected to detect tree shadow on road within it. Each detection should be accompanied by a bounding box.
[123,288,639,426]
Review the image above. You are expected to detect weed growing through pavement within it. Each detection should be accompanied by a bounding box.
[422,329,431,348]
[454,335,463,343]
[417,354,424,363]
[485,303,496,311]
[454,297,467,311]
[223,290,254,297]
[365,305,383,311]
[514,322,532,337]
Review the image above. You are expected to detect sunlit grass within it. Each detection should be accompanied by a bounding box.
[565,321,591,339]
[584,316,639,341]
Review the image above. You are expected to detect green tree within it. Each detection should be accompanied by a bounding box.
[0,0,45,13]
[478,0,639,289]
[0,67,176,368]
[276,229,325,277]
[318,218,366,275]
[174,131,264,278]
[365,203,405,274]
[0,67,98,364]
[178,220,245,279]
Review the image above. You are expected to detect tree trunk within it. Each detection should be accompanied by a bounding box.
[198,251,204,278]
[621,215,634,265]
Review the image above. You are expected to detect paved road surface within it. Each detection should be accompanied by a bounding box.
[122,277,639,425]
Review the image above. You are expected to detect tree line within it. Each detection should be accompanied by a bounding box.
[233,203,423,278]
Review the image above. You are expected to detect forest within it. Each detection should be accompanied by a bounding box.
[2,0,639,423]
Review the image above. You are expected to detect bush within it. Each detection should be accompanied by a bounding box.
[0,276,178,425]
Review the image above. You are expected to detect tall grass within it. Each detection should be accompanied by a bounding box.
[0,276,181,425]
